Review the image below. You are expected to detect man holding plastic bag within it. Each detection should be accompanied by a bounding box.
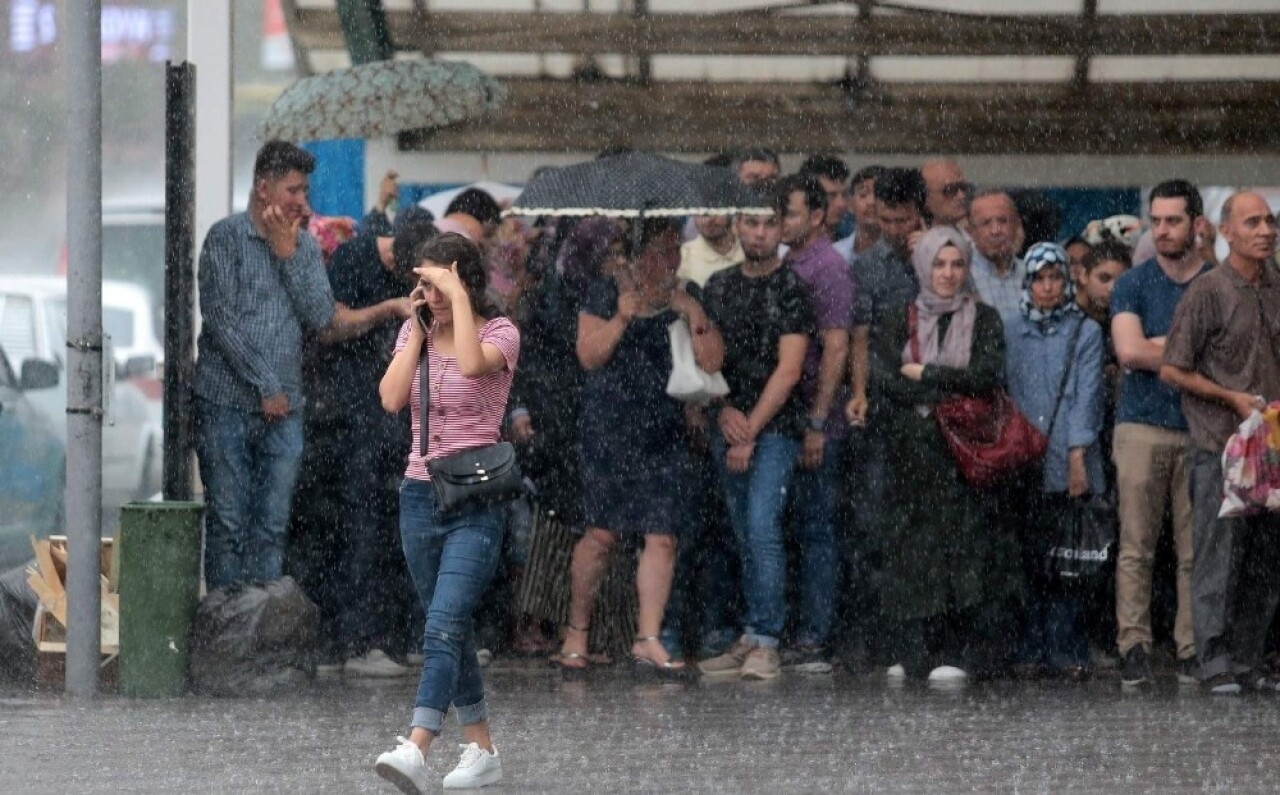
[1161,191,1280,695]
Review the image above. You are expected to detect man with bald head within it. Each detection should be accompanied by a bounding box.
[921,158,971,228]
[1162,191,1280,695]
[967,188,1025,323]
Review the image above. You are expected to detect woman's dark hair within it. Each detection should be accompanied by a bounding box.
[561,217,624,297]
[625,217,682,258]
[418,232,502,319]
[1085,239,1133,272]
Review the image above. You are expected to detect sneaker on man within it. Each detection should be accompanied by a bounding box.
[1242,669,1280,693]
[782,645,834,674]
[346,649,415,679]
[1120,646,1153,688]
[374,736,431,795]
[741,646,781,681]
[1176,657,1198,686]
[698,636,755,679]
[314,653,344,678]
[1202,672,1242,696]
[476,648,493,668]
[886,663,907,681]
[442,742,503,789]
[926,665,968,689]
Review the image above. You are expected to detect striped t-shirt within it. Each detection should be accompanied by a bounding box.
[394,316,521,482]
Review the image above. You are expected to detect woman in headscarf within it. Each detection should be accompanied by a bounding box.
[871,226,1020,686]
[1004,242,1106,680]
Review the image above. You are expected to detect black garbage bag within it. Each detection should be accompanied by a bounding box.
[0,563,37,683]
[189,576,319,697]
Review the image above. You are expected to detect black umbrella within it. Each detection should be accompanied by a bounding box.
[506,151,769,218]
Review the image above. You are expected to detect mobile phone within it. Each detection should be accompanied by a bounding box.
[416,304,431,332]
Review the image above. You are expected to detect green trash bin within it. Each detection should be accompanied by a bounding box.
[118,501,203,698]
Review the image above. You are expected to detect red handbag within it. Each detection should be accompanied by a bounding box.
[908,304,1049,488]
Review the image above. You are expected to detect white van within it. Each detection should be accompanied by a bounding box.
[0,275,163,512]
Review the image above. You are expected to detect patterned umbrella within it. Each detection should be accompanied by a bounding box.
[507,151,770,218]
[259,59,505,142]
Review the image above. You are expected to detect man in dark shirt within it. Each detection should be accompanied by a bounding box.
[291,218,435,677]
[1162,191,1280,695]
[697,206,816,682]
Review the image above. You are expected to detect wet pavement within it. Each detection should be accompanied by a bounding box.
[2,662,1279,793]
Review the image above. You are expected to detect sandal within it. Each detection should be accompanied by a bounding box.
[631,635,688,681]
[549,624,591,673]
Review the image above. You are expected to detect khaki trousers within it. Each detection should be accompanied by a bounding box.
[1113,422,1195,658]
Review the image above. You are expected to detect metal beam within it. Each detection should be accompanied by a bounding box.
[1073,0,1099,89]
[397,78,1280,156]
[290,9,1280,57]
[335,0,393,65]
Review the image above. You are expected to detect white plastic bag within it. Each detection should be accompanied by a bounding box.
[665,318,729,404]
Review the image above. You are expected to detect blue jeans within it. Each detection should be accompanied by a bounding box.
[400,479,504,734]
[712,430,799,647]
[196,399,304,591]
[789,437,843,648]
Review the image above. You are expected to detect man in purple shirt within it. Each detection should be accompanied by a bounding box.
[777,174,854,672]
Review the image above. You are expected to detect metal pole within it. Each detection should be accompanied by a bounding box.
[65,0,104,698]
[164,63,196,502]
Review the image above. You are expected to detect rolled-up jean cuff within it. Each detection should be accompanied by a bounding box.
[454,698,489,726]
[411,707,446,734]
[745,631,779,649]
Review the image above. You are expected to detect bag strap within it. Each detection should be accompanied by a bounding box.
[907,303,921,364]
[1044,317,1085,440]
[418,327,430,458]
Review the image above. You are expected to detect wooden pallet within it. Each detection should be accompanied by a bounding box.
[25,536,120,658]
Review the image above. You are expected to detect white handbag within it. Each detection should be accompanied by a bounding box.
[665,318,729,404]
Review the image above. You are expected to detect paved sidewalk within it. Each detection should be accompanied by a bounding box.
[2,664,1279,793]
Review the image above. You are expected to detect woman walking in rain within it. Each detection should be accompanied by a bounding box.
[872,226,1021,686]
[1005,242,1106,680]
[551,217,724,677]
[374,233,520,792]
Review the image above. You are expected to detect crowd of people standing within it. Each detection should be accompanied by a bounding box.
[192,138,1280,788]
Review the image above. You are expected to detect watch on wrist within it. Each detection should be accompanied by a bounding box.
[807,416,826,433]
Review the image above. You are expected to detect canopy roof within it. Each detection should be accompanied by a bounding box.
[282,0,1280,154]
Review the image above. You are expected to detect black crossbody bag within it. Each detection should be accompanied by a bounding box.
[419,328,523,517]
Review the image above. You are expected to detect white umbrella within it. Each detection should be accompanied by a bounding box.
[418,181,523,220]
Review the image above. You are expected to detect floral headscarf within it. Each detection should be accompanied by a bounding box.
[1020,241,1080,328]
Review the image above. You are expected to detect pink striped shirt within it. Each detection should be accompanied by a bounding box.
[394,316,521,481]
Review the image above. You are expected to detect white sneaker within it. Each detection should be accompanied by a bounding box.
[442,742,503,789]
[476,648,493,668]
[374,736,430,794]
[927,665,969,689]
[346,649,415,679]
[315,662,344,678]
[886,663,907,680]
